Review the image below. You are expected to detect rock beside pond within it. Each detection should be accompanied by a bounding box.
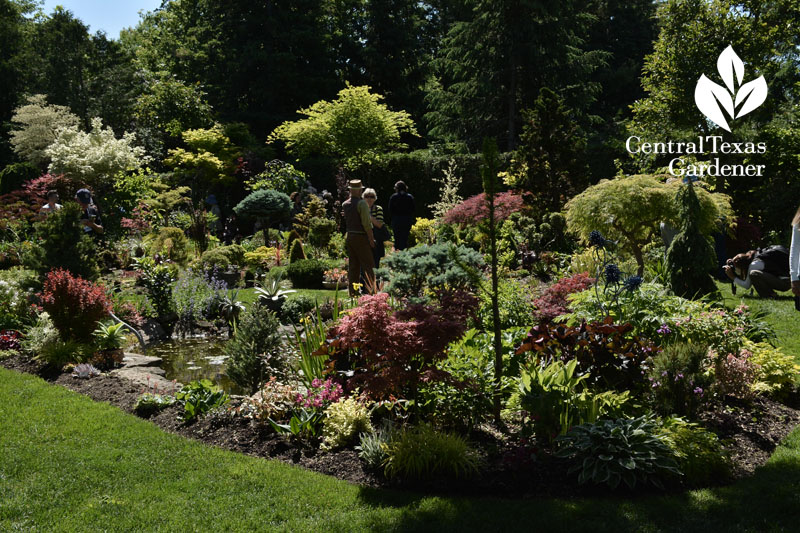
[122,353,162,368]
[111,365,178,390]
[109,352,179,390]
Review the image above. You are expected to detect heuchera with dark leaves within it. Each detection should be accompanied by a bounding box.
[0,330,21,351]
[516,317,658,391]
[318,291,477,399]
[38,268,111,341]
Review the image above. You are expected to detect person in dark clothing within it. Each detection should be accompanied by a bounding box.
[223,213,241,245]
[388,180,415,251]
[724,246,791,298]
[75,188,104,236]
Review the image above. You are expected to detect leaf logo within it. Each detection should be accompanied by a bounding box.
[694,45,767,131]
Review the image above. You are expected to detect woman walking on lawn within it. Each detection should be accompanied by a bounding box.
[791,206,800,297]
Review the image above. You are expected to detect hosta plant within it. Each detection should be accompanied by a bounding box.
[516,317,656,391]
[556,416,681,490]
[134,393,176,418]
[176,379,229,422]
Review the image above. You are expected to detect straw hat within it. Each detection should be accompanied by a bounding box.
[348,179,364,190]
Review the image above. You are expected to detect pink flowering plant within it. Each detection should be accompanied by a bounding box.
[296,378,343,410]
[712,348,759,400]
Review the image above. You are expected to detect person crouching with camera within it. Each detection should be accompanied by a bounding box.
[724,246,791,299]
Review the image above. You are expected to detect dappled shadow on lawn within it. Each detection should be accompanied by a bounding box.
[352,436,800,533]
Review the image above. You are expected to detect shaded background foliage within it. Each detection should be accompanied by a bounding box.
[0,0,798,237]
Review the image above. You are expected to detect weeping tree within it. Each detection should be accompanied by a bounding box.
[666,181,719,299]
[565,174,733,276]
[233,189,291,243]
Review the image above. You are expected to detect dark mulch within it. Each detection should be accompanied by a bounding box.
[699,393,800,477]
[4,352,800,497]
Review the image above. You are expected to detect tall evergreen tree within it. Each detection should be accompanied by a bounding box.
[666,181,719,299]
[509,88,588,212]
[26,7,92,127]
[0,0,25,166]
[425,0,607,151]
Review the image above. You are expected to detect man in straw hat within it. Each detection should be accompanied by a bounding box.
[342,179,375,296]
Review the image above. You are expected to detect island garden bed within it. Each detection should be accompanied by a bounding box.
[4,351,800,498]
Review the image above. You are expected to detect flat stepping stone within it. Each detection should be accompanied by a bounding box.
[111,366,177,390]
[122,353,162,368]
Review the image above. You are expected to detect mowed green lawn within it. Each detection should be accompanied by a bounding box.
[2,368,800,532]
[716,280,800,361]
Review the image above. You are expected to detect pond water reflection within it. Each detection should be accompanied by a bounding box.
[148,337,245,395]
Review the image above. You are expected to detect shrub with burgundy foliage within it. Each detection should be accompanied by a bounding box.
[39,269,111,341]
[443,191,526,227]
[516,317,657,391]
[318,291,477,400]
[533,272,595,323]
[0,330,22,351]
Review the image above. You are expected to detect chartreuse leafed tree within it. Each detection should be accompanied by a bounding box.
[268,85,418,169]
[666,181,719,299]
[565,174,733,276]
[164,124,241,190]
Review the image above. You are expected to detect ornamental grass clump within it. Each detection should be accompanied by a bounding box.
[383,424,479,481]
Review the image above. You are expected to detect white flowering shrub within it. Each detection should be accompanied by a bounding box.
[321,397,373,451]
[46,118,149,188]
[0,269,37,330]
[10,94,80,168]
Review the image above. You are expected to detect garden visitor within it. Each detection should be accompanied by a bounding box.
[341,180,375,296]
[37,190,61,220]
[363,188,388,269]
[223,213,241,245]
[75,188,104,236]
[723,246,791,299]
[791,206,800,297]
[388,180,415,250]
[205,194,223,237]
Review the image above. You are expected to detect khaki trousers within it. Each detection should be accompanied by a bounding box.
[346,233,375,296]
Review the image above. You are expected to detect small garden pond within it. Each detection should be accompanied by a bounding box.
[147,337,245,395]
